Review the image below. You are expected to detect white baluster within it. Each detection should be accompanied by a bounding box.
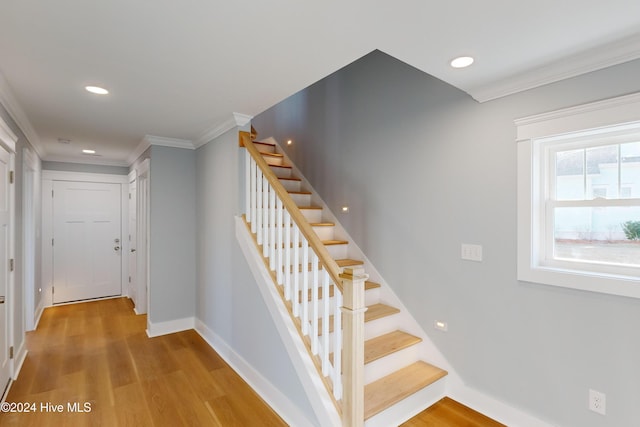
[333,288,343,400]
[262,175,269,257]
[311,252,319,355]
[301,236,309,336]
[321,269,330,376]
[256,166,262,245]
[276,198,284,285]
[269,185,276,270]
[292,225,300,317]
[244,148,251,226]
[284,210,291,300]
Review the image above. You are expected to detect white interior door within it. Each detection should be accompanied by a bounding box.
[52,181,122,304]
[0,145,11,395]
[128,178,137,305]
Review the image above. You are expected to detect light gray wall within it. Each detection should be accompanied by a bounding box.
[42,161,128,175]
[149,145,196,324]
[253,50,640,427]
[195,129,318,425]
[0,103,42,365]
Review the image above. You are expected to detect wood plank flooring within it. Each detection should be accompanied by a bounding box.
[0,298,286,427]
[0,297,503,426]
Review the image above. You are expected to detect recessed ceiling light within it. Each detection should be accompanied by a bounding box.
[82,149,96,154]
[450,56,474,68]
[85,86,109,95]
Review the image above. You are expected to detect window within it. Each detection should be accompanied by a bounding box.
[516,93,640,298]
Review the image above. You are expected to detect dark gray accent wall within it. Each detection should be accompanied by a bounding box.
[253,50,640,427]
[149,145,196,324]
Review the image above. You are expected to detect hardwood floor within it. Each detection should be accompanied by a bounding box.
[0,297,503,426]
[401,397,506,427]
[0,298,286,426]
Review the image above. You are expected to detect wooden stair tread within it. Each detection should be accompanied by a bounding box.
[310,222,335,227]
[364,361,448,420]
[270,164,292,169]
[298,205,323,210]
[252,140,275,148]
[336,259,364,267]
[261,151,284,158]
[288,190,312,195]
[323,239,348,246]
[365,303,400,322]
[279,177,301,182]
[364,331,422,364]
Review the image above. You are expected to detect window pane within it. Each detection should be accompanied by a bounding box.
[555,149,584,200]
[621,141,640,199]
[586,145,618,199]
[554,206,640,267]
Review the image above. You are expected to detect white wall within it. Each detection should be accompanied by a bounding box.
[194,128,318,425]
[252,51,640,427]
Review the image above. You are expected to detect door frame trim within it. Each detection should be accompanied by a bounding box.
[41,171,128,306]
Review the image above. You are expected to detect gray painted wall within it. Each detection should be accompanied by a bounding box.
[42,161,128,175]
[252,50,640,427]
[195,129,318,425]
[149,145,196,324]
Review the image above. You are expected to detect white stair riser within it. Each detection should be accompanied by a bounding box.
[364,377,447,427]
[312,225,336,240]
[363,313,403,341]
[279,179,302,192]
[300,209,323,223]
[289,192,312,206]
[263,155,285,166]
[270,165,293,178]
[254,143,276,154]
[364,345,421,385]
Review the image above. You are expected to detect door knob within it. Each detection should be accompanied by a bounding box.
[114,246,120,251]
[0,296,5,304]
[131,248,136,253]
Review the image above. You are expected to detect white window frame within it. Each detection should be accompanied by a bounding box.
[516,92,640,299]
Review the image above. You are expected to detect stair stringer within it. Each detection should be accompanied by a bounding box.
[235,216,341,427]
[261,137,467,425]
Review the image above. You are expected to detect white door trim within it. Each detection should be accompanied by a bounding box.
[0,116,16,395]
[135,159,150,316]
[41,171,128,307]
[22,147,40,331]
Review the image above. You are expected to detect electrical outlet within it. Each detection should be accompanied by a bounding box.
[589,389,606,415]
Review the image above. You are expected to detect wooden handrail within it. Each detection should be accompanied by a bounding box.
[239,131,344,293]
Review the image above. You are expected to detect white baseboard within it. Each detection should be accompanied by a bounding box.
[33,299,45,330]
[12,341,27,380]
[146,316,195,338]
[449,384,555,427]
[195,319,315,427]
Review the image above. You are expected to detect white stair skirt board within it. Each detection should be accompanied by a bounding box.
[195,319,316,427]
[146,316,196,338]
[235,216,341,427]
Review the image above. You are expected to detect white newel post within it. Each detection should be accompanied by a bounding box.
[340,267,368,427]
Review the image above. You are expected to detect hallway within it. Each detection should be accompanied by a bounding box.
[0,298,286,426]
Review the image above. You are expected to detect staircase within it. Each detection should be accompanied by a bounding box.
[238,131,448,426]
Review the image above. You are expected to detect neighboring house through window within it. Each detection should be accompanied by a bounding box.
[516,93,640,298]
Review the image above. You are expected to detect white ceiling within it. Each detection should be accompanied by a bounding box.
[1,1,639,166]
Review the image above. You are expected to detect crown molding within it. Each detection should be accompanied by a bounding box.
[470,32,640,103]
[0,72,46,157]
[43,154,130,168]
[126,134,195,165]
[514,91,640,141]
[193,112,253,148]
